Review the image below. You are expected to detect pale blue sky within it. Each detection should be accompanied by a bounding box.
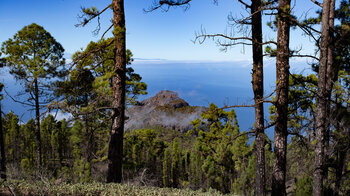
[0,0,322,62]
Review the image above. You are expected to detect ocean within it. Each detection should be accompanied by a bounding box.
[1,59,312,138]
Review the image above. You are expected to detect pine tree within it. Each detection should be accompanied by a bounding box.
[163,147,170,187]
[171,137,181,188]
[272,1,291,195]
[1,23,65,173]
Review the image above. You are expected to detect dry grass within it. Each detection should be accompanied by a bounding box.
[0,179,236,196]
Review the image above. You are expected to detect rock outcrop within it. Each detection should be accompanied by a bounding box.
[125,90,207,132]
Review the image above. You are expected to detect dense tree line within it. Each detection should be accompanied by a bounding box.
[0,100,348,194]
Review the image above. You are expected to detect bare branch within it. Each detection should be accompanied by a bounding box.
[194,32,277,46]
[291,54,319,61]
[238,0,251,9]
[220,88,277,110]
[310,0,323,7]
[236,5,277,24]
[101,23,114,39]
[4,88,34,107]
[145,0,193,12]
[289,17,320,43]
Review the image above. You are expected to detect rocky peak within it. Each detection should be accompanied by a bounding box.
[140,90,189,109]
[125,90,206,132]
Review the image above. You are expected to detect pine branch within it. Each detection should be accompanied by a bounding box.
[67,38,115,73]
[76,4,112,28]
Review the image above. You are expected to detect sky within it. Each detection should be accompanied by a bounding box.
[0,0,322,62]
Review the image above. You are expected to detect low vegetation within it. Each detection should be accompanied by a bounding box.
[0,180,230,196]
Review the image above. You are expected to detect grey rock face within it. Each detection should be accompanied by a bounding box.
[125,90,207,132]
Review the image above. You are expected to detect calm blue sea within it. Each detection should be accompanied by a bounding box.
[132,61,277,137]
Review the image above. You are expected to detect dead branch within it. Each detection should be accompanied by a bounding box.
[47,97,115,120]
[238,0,250,9]
[145,0,198,12]
[194,32,277,46]
[101,23,114,39]
[6,184,16,196]
[236,5,277,25]
[291,54,319,61]
[289,17,320,43]
[4,88,34,107]
[220,88,277,110]
[310,0,323,7]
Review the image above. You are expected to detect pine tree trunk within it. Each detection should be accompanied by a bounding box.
[0,101,6,180]
[272,0,291,195]
[314,0,332,195]
[34,78,42,174]
[251,0,265,195]
[334,137,346,195]
[107,0,126,183]
[324,0,336,183]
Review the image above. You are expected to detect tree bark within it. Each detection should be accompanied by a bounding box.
[34,78,42,174]
[314,0,332,195]
[107,0,126,183]
[272,0,291,195]
[251,0,265,195]
[324,0,336,183]
[0,101,6,180]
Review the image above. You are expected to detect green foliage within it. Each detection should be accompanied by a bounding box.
[163,147,170,187]
[40,115,57,166]
[70,121,91,182]
[335,0,350,72]
[52,40,148,183]
[190,103,252,194]
[264,46,277,57]
[295,175,313,196]
[287,137,314,186]
[3,111,21,163]
[19,119,37,174]
[0,23,65,101]
[56,68,95,112]
[67,38,147,107]
[269,74,317,136]
[171,137,181,188]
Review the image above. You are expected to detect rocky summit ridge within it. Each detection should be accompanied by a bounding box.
[125,90,207,132]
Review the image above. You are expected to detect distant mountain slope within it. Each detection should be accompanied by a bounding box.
[125,90,207,132]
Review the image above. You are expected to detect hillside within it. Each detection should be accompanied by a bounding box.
[125,90,207,132]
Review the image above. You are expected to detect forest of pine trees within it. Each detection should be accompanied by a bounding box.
[0,0,349,195]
